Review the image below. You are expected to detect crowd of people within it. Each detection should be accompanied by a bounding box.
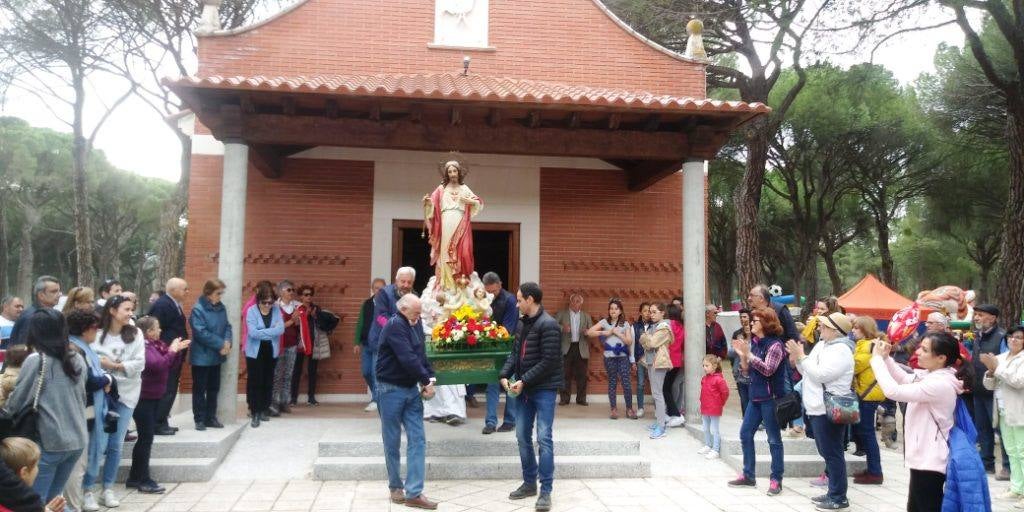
[1,271,1022,512]
[0,275,338,512]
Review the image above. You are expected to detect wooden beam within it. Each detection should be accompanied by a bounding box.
[487,108,501,127]
[240,95,256,115]
[567,112,581,129]
[526,111,541,128]
[624,160,683,191]
[643,114,661,132]
[450,107,462,126]
[369,103,381,121]
[607,113,621,130]
[282,96,296,116]
[248,144,312,179]
[409,104,423,123]
[324,99,339,119]
[226,114,692,161]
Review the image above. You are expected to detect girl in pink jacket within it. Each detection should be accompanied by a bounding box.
[698,355,729,460]
[870,331,968,512]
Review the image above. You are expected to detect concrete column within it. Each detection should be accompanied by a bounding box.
[216,141,248,424]
[682,159,707,420]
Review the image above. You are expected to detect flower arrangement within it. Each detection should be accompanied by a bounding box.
[431,304,513,351]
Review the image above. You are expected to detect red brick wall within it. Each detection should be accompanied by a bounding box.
[183,156,374,394]
[197,0,705,98]
[539,167,682,396]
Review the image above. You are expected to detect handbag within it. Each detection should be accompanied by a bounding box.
[775,390,802,425]
[823,383,860,425]
[0,355,46,443]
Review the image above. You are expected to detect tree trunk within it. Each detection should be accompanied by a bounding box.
[156,132,192,284]
[16,204,40,298]
[735,123,770,294]
[995,102,1024,329]
[822,247,843,295]
[72,72,96,287]
[716,276,732,310]
[0,198,8,295]
[875,217,896,289]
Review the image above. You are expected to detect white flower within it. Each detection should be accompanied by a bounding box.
[452,330,465,341]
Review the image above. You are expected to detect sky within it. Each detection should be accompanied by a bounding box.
[0,7,971,184]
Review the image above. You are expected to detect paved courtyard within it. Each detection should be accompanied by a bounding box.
[107,402,1017,511]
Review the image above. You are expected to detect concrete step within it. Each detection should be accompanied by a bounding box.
[684,424,820,456]
[318,438,638,457]
[314,455,651,480]
[105,412,245,483]
[719,452,868,479]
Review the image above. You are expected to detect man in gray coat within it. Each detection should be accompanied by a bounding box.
[553,294,593,405]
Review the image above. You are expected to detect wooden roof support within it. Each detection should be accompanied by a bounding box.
[408,104,423,123]
[567,112,581,129]
[643,114,661,132]
[324,99,340,119]
[369,104,381,121]
[623,160,684,191]
[249,144,311,179]
[487,108,501,127]
[607,113,621,130]
[282,96,296,116]
[527,111,541,128]
[228,114,691,161]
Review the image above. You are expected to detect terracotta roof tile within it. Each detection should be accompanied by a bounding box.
[165,73,770,114]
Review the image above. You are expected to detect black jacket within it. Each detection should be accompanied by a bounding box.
[149,294,188,344]
[375,314,434,388]
[0,460,43,512]
[500,307,562,391]
[973,325,1006,396]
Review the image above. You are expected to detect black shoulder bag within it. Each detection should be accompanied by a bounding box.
[0,355,46,443]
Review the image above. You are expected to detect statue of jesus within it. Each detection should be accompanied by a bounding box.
[423,157,482,291]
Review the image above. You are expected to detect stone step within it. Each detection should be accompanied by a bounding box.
[314,455,651,480]
[318,438,638,457]
[718,452,868,479]
[114,458,219,483]
[684,424,820,456]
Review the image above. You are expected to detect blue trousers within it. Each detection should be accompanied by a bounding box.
[515,389,556,494]
[84,400,133,489]
[703,415,722,452]
[485,383,516,428]
[855,401,883,476]
[360,348,377,401]
[740,399,784,482]
[377,382,426,498]
[808,414,848,503]
[35,449,82,501]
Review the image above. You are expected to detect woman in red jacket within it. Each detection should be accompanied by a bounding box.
[698,355,729,459]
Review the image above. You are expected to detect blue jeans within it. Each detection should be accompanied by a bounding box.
[740,399,784,482]
[808,415,848,503]
[856,401,883,476]
[703,415,721,452]
[84,401,133,489]
[635,363,646,410]
[514,389,556,494]
[360,348,377,401]
[35,449,82,501]
[485,383,516,428]
[736,381,749,415]
[377,382,426,498]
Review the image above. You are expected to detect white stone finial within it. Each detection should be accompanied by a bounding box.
[197,0,222,35]
[685,19,708,61]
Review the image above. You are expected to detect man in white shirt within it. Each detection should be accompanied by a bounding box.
[0,295,25,362]
[554,294,592,406]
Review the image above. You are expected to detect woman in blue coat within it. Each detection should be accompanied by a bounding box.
[188,279,233,430]
[245,283,284,427]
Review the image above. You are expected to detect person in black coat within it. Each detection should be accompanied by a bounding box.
[0,459,44,512]
[147,277,190,435]
[499,282,562,512]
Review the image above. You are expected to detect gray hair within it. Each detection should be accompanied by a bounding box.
[396,293,420,311]
[705,304,719,313]
[277,280,295,292]
[481,272,502,286]
[33,275,59,297]
[752,284,772,302]
[395,267,416,280]
[927,312,950,325]
[1,295,18,308]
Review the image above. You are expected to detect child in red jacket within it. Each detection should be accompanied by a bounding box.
[698,355,730,460]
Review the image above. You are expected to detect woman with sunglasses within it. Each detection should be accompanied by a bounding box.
[245,286,285,427]
[290,285,322,406]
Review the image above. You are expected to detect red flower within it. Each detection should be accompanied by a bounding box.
[467,334,478,346]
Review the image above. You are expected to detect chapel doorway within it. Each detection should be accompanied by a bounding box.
[391,220,520,294]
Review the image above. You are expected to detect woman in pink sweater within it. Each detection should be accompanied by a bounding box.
[870,331,969,512]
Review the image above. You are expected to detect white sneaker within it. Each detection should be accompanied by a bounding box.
[100,489,120,508]
[697,446,711,455]
[667,416,686,427]
[705,450,720,460]
[363,401,377,412]
[82,491,100,512]
[636,408,645,418]
[999,491,1021,500]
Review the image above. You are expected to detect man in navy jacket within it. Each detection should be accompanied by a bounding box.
[481,271,518,434]
[149,277,190,435]
[375,293,438,510]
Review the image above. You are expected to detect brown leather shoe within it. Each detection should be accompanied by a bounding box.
[404,495,438,509]
[390,489,405,504]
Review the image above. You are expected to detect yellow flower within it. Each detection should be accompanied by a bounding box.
[496,326,510,338]
[431,323,444,340]
[453,304,478,321]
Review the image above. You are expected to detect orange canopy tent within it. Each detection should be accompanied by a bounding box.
[838,274,932,321]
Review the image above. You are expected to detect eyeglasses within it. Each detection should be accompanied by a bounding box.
[284,288,294,293]
[1010,334,1024,341]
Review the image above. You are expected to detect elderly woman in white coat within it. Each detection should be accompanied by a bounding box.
[981,324,1024,506]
